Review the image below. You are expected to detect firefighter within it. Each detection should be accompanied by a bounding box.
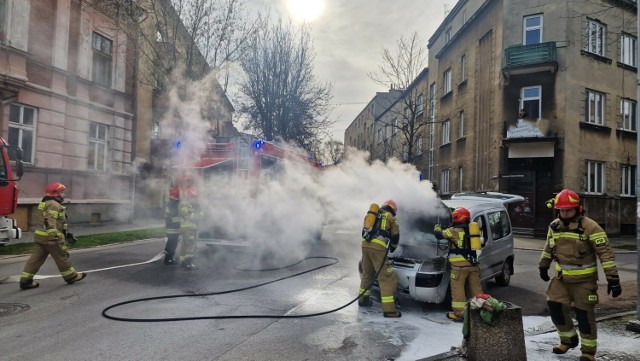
[178,183,199,270]
[434,207,483,322]
[358,200,401,318]
[19,183,87,290]
[163,187,181,265]
[539,189,621,361]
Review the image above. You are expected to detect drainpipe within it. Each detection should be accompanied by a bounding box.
[634,2,640,324]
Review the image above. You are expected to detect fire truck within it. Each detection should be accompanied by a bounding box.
[175,134,321,248]
[0,137,24,246]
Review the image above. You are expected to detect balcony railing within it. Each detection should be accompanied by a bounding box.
[503,42,558,76]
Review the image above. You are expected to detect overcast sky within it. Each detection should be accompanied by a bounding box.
[245,0,455,142]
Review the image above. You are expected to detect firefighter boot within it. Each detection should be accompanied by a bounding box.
[181,257,197,270]
[579,353,596,361]
[552,336,579,354]
[66,272,87,285]
[383,311,402,318]
[19,280,40,290]
[164,252,177,265]
[446,312,463,322]
[358,295,372,307]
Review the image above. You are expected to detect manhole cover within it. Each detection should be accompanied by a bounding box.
[0,303,31,317]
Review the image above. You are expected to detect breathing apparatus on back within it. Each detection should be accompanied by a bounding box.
[362,200,396,242]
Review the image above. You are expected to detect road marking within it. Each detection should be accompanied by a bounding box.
[0,252,164,284]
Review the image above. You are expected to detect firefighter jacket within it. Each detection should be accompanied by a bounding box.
[363,210,399,251]
[33,197,67,242]
[437,224,477,267]
[165,198,180,234]
[539,216,618,283]
[179,197,199,230]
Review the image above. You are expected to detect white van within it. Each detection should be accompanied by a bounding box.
[384,193,522,304]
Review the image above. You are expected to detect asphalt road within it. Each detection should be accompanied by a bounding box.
[0,227,637,361]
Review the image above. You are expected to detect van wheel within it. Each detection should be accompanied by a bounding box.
[495,261,512,286]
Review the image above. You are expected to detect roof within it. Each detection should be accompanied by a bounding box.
[450,192,525,205]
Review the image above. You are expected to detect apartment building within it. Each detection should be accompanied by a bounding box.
[344,89,402,159]
[428,0,637,236]
[0,0,234,228]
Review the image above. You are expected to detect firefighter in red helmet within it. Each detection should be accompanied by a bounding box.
[539,189,620,361]
[434,207,483,322]
[19,183,86,290]
[358,199,401,318]
[163,187,181,265]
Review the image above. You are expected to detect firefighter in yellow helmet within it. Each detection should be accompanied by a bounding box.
[539,189,621,361]
[19,183,86,290]
[434,207,483,322]
[358,200,401,318]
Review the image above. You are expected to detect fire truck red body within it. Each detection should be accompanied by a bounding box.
[176,135,320,247]
[0,137,24,246]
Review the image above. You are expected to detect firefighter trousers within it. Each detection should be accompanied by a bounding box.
[450,264,482,317]
[20,238,80,283]
[359,244,398,313]
[546,278,599,355]
[179,227,197,260]
[164,233,180,255]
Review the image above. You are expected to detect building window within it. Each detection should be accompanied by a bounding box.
[393,117,398,135]
[520,86,541,120]
[402,144,408,161]
[0,0,6,40]
[416,137,423,156]
[459,110,465,137]
[621,98,637,131]
[586,90,605,125]
[441,169,450,194]
[442,119,450,145]
[458,166,463,191]
[88,122,108,171]
[8,104,36,164]
[460,54,467,82]
[620,33,637,67]
[586,160,604,194]
[621,165,636,196]
[416,93,425,115]
[584,19,606,57]
[377,127,382,142]
[443,69,452,95]
[444,28,452,44]
[92,32,113,87]
[523,14,543,45]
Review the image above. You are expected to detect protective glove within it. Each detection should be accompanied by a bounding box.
[607,277,622,298]
[433,224,442,233]
[65,232,78,245]
[539,267,550,282]
[389,244,397,253]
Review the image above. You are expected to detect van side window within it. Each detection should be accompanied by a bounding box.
[487,210,511,239]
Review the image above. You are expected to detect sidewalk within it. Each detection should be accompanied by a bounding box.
[9,218,164,246]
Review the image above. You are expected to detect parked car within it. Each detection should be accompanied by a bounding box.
[361,193,522,304]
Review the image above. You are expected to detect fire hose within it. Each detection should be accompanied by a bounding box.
[102,248,390,323]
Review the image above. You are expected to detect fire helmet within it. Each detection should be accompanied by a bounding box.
[45,182,66,197]
[169,187,180,200]
[554,189,580,209]
[382,200,397,214]
[452,207,471,223]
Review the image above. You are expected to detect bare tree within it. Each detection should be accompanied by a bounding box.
[95,0,258,90]
[323,140,344,165]
[368,32,430,165]
[238,17,334,153]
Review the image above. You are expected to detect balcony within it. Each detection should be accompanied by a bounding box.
[502,42,558,77]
